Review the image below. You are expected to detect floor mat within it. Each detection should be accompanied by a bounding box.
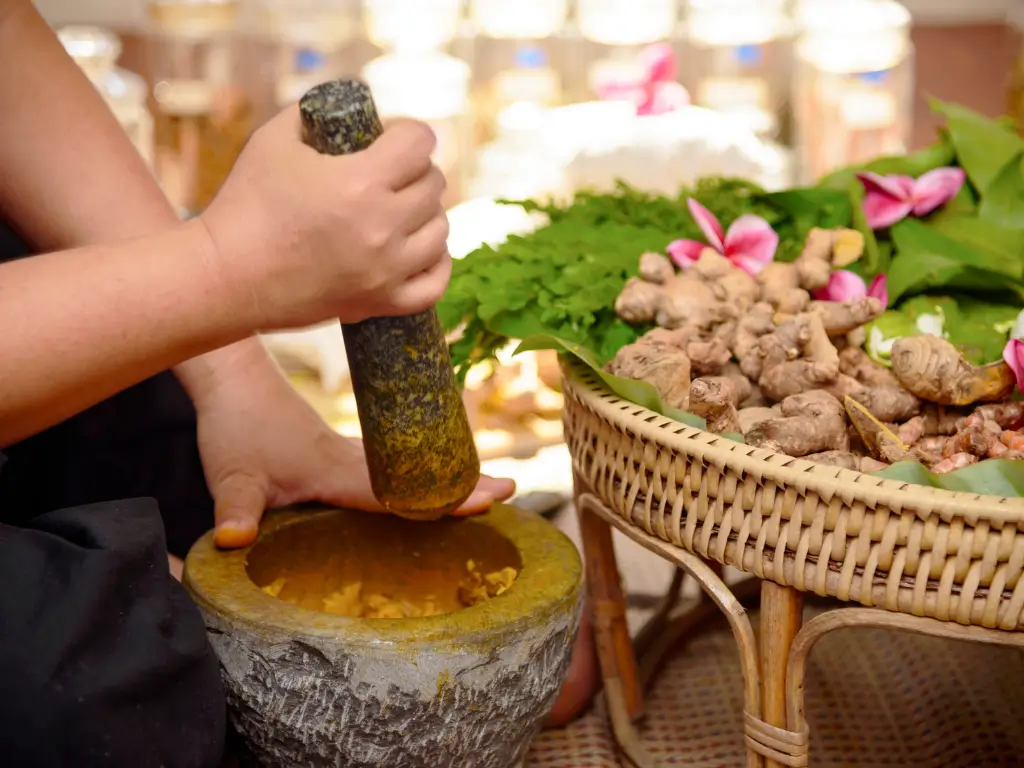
[528,605,1024,767]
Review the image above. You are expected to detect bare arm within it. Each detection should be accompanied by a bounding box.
[0,1,278,419]
[0,219,254,445]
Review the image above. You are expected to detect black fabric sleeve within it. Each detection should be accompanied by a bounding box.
[0,496,226,768]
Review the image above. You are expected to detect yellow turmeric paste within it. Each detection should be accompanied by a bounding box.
[260,560,518,619]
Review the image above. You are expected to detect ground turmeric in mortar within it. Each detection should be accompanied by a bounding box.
[260,560,518,619]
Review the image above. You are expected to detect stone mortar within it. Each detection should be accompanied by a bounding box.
[184,503,582,768]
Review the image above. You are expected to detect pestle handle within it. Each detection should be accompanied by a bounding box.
[298,80,480,521]
[299,79,384,156]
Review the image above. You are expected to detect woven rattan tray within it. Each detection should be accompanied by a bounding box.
[560,359,1024,768]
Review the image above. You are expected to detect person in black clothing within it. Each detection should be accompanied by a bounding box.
[0,3,516,765]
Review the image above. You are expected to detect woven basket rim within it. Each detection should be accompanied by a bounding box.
[562,359,1024,525]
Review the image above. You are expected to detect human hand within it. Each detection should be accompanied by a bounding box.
[168,554,184,581]
[192,353,514,549]
[199,108,451,332]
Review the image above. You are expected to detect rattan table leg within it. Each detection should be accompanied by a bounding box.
[578,498,645,722]
[576,491,658,768]
[760,583,804,768]
[578,492,764,768]
[638,577,763,690]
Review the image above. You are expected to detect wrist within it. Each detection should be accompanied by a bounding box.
[172,217,279,405]
[175,337,283,407]
[194,201,276,333]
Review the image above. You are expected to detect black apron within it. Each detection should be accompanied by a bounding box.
[0,222,226,767]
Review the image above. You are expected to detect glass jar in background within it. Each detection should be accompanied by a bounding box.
[260,0,357,108]
[362,0,462,52]
[148,0,251,217]
[58,26,155,169]
[577,0,677,47]
[469,0,568,142]
[362,51,472,208]
[576,0,682,102]
[683,0,790,141]
[793,0,913,183]
[469,103,569,201]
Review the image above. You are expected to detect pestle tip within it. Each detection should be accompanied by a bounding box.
[299,79,383,156]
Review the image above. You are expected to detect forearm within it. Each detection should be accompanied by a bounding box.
[0,221,254,446]
[0,0,271,404]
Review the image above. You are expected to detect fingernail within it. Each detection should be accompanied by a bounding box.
[215,522,257,549]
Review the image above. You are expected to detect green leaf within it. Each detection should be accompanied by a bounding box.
[891,219,1019,275]
[886,219,1024,303]
[926,213,1024,272]
[873,294,1018,366]
[761,188,852,231]
[943,296,1020,364]
[978,152,1024,229]
[816,136,957,191]
[847,181,884,272]
[871,459,1024,497]
[513,334,707,430]
[930,98,1024,191]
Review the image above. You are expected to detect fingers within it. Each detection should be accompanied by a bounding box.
[476,474,517,501]
[388,249,452,316]
[395,165,447,234]
[168,554,185,581]
[263,103,303,142]
[212,472,270,549]
[400,209,450,277]
[367,119,437,190]
[450,474,518,517]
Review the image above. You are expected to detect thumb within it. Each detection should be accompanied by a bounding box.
[212,472,269,549]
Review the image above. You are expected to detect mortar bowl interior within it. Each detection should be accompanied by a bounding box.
[245,511,523,616]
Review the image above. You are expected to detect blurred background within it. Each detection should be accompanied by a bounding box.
[33,0,1024,506]
[38,0,1020,212]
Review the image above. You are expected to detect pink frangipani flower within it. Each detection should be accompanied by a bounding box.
[594,43,690,116]
[812,271,889,308]
[856,167,966,230]
[1003,338,1024,392]
[667,198,778,276]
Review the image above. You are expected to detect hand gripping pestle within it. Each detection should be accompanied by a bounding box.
[298,79,480,521]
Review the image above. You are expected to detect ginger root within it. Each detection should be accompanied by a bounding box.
[607,334,692,410]
[891,335,1016,406]
[737,406,779,434]
[614,277,663,324]
[803,450,887,473]
[809,297,884,337]
[733,302,776,381]
[844,396,913,464]
[608,228,1022,476]
[645,326,731,376]
[931,452,980,474]
[689,375,750,434]
[638,251,675,284]
[746,390,849,457]
[757,313,839,402]
[755,227,864,315]
[693,248,760,310]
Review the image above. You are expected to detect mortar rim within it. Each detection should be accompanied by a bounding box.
[183,502,582,647]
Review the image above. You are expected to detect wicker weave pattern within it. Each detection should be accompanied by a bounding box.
[562,362,1024,630]
[527,604,1024,767]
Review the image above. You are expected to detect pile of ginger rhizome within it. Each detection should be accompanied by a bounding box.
[609,227,1024,475]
